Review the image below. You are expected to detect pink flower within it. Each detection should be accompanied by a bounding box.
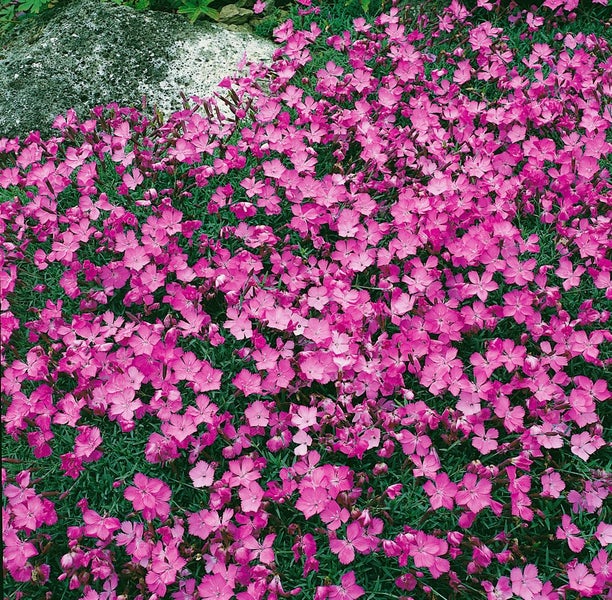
[242,533,276,565]
[409,531,450,578]
[298,350,337,384]
[244,400,270,428]
[591,549,612,581]
[296,485,330,519]
[540,469,566,499]
[228,456,261,488]
[189,461,215,488]
[60,452,84,479]
[124,473,171,521]
[82,509,120,541]
[170,351,202,381]
[224,308,253,340]
[510,564,542,600]
[146,541,186,596]
[329,522,371,565]
[328,571,365,600]
[472,424,499,455]
[3,530,38,571]
[566,563,598,596]
[423,472,458,510]
[570,431,604,461]
[198,573,234,600]
[238,481,264,513]
[320,500,350,531]
[483,576,512,600]
[466,269,498,301]
[594,522,612,547]
[456,473,492,514]
[555,257,585,290]
[73,426,103,462]
[556,514,585,553]
[232,369,262,396]
[11,497,45,532]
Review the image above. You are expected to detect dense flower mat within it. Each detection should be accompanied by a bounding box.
[2,1,611,598]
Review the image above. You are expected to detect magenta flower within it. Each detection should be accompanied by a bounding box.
[82,509,120,541]
[73,426,103,462]
[540,469,566,499]
[198,573,234,600]
[238,481,264,513]
[456,473,492,514]
[471,424,499,455]
[556,515,585,553]
[510,564,542,600]
[328,571,365,600]
[594,522,612,547]
[329,522,371,565]
[409,531,450,578]
[189,460,215,488]
[296,485,330,519]
[124,473,171,521]
[146,541,186,596]
[423,472,458,510]
[242,533,276,565]
[3,530,38,572]
[566,562,599,596]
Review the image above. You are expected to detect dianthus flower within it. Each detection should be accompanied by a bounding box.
[124,473,171,521]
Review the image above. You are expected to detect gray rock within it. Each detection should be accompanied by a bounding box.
[218,4,254,25]
[0,0,276,139]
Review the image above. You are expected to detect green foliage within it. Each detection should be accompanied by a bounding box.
[0,0,59,32]
[177,0,218,23]
[0,1,16,31]
[110,0,219,22]
[16,0,46,13]
[114,0,152,10]
[0,0,221,32]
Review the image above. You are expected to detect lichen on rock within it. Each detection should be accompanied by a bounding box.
[0,0,276,139]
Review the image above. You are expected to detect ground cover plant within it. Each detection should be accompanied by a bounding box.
[2,0,612,598]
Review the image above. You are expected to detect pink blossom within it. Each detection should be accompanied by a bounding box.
[242,533,276,565]
[567,563,599,596]
[296,485,330,519]
[409,531,450,578]
[198,573,234,600]
[556,514,585,553]
[238,480,264,513]
[472,424,499,455]
[124,473,171,521]
[510,564,543,599]
[328,571,365,600]
[82,509,120,541]
[189,461,215,488]
[594,522,612,547]
[456,473,492,514]
[329,522,371,565]
[423,472,458,510]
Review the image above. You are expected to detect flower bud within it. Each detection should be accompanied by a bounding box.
[447,531,464,545]
[373,462,388,475]
[384,483,403,499]
[382,539,401,557]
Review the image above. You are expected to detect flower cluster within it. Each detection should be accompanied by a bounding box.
[2,0,611,598]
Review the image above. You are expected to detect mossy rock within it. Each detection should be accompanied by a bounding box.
[0,0,275,139]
